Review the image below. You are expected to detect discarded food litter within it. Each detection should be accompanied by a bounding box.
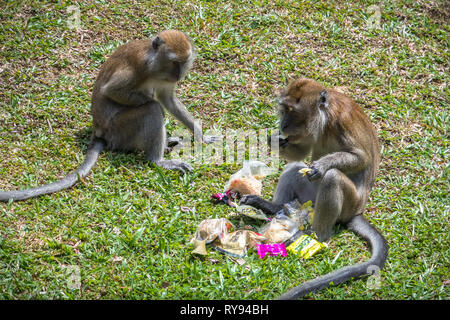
[196,163,327,260]
[212,161,275,207]
[236,205,271,221]
[215,230,267,257]
[260,200,314,243]
[190,218,234,244]
[256,243,287,259]
[190,218,266,257]
[282,200,314,231]
[286,234,327,259]
[224,160,274,195]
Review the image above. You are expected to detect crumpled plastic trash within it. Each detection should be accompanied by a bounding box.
[214,230,267,257]
[224,160,275,196]
[235,205,271,221]
[190,218,234,245]
[259,200,315,243]
[282,200,314,231]
[190,218,266,257]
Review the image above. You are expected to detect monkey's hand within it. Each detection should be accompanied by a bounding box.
[307,160,327,181]
[202,135,221,144]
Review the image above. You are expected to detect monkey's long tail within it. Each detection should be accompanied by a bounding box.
[277,215,388,299]
[0,138,105,202]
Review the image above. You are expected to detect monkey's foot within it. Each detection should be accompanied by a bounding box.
[155,159,193,174]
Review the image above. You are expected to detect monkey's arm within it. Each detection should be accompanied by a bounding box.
[156,91,204,141]
[101,70,149,106]
[309,149,369,180]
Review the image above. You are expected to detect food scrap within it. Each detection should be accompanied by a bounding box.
[299,167,312,177]
[190,218,234,245]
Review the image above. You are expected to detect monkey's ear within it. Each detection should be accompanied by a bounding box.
[152,36,163,50]
[318,90,329,109]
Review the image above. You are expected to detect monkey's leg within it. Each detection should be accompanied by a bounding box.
[239,195,282,215]
[313,168,360,242]
[272,162,316,205]
[108,102,192,173]
[139,102,192,173]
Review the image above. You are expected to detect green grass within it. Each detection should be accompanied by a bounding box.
[0,0,448,299]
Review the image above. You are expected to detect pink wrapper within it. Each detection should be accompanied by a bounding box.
[256,243,287,259]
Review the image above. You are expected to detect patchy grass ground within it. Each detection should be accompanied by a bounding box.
[0,0,448,299]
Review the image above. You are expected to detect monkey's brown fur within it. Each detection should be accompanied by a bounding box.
[159,30,192,61]
[281,79,380,217]
[0,30,206,201]
[241,78,388,298]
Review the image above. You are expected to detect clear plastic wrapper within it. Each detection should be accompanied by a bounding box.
[214,230,267,257]
[260,200,314,243]
[236,205,271,221]
[190,218,234,245]
[224,160,275,196]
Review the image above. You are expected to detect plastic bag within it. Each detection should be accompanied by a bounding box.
[259,200,315,243]
[214,230,267,257]
[259,215,298,243]
[236,205,271,221]
[224,160,275,196]
[190,218,234,245]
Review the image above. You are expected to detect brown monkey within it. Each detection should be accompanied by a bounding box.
[241,78,388,299]
[0,30,216,202]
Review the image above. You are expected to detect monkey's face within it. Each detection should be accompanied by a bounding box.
[150,51,192,83]
[150,31,194,83]
[277,97,314,144]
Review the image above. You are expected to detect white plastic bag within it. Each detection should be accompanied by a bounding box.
[224,160,275,195]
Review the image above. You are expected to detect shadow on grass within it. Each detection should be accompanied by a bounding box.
[72,126,178,172]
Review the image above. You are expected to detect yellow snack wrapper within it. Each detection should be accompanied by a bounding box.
[286,234,326,259]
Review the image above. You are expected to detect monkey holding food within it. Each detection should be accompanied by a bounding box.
[1,30,217,202]
[240,78,388,299]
